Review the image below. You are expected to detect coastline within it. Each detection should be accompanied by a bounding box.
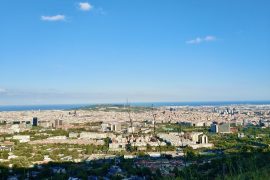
[1,101,270,112]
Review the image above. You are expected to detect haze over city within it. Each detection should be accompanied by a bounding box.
[0,0,270,105]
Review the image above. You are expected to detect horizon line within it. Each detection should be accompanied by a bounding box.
[1,100,270,107]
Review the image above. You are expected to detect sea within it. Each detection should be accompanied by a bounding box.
[0,101,270,112]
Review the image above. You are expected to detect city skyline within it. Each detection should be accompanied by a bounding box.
[1,0,270,105]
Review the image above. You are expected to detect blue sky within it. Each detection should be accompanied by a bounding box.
[0,0,270,105]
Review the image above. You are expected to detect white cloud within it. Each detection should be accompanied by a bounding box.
[186,37,203,44]
[186,35,216,44]
[204,35,216,41]
[41,15,65,21]
[79,2,93,11]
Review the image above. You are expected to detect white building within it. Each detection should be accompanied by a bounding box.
[80,132,111,139]
[101,123,110,132]
[47,136,67,140]
[69,132,79,138]
[12,135,30,143]
[111,123,122,132]
[109,142,126,151]
[157,133,183,146]
[128,127,137,133]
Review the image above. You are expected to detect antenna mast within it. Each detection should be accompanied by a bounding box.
[127,99,133,135]
[152,104,157,138]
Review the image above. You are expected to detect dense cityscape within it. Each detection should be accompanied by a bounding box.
[0,104,270,179]
[1,0,270,179]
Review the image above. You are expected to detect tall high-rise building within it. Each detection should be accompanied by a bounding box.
[59,120,63,126]
[33,117,38,126]
[54,119,60,128]
[54,119,63,128]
